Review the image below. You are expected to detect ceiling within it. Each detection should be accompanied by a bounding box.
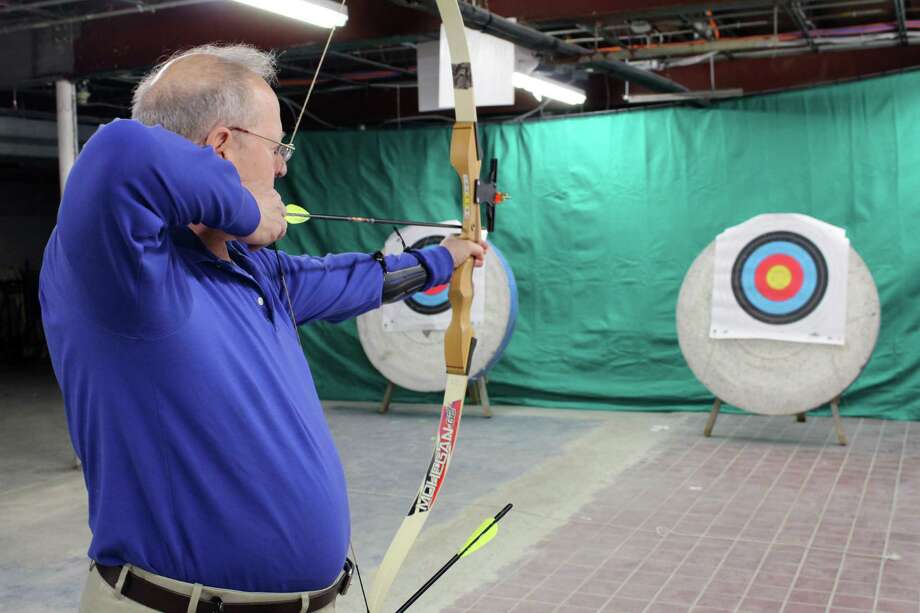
[1,0,919,131]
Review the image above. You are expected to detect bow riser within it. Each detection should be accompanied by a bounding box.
[445,262,475,375]
[445,122,481,375]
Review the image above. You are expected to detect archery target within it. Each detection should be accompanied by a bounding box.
[357,230,517,392]
[712,214,849,345]
[731,231,828,325]
[376,223,487,331]
[678,241,880,416]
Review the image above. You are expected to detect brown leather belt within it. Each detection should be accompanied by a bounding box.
[96,561,353,613]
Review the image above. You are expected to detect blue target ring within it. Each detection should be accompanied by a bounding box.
[731,231,828,325]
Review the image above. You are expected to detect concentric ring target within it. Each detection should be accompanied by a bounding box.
[731,231,829,325]
[678,241,879,416]
[404,234,451,315]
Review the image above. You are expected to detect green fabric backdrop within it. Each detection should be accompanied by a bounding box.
[277,69,920,419]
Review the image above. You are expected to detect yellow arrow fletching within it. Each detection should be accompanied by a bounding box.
[459,518,499,557]
[285,204,310,224]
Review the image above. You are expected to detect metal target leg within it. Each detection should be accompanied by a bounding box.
[379,381,395,414]
[704,398,722,437]
[477,377,492,418]
[796,413,807,423]
[830,395,847,446]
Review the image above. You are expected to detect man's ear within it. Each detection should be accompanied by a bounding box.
[203,127,232,159]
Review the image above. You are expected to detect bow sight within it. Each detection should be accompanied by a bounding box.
[474,158,507,232]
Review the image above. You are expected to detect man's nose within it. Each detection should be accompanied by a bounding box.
[275,158,287,178]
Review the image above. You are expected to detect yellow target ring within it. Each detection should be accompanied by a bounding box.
[765,265,793,291]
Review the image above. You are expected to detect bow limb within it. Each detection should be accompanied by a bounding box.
[366,1,481,611]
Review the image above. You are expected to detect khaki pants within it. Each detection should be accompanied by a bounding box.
[79,563,336,612]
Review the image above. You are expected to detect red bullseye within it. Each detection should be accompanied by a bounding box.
[754,254,803,301]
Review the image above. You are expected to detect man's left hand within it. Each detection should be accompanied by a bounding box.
[440,236,488,269]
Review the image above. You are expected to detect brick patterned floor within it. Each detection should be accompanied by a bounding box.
[445,414,920,613]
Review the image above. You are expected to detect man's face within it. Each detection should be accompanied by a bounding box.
[225,79,288,185]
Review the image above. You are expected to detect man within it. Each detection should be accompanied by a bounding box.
[40,44,485,612]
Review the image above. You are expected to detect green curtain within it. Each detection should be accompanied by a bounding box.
[277,69,920,420]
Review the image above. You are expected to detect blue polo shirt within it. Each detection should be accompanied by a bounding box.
[39,119,454,592]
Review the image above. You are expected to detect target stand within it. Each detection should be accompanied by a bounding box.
[379,377,493,417]
[677,240,880,445]
[703,395,848,445]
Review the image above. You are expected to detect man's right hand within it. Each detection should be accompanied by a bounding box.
[241,182,287,249]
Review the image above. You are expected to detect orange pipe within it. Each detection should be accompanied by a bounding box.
[597,31,800,54]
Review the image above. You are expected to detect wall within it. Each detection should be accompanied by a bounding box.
[277,69,920,419]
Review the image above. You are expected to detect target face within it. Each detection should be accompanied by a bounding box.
[731,231,829,325]
[405,234,451,315]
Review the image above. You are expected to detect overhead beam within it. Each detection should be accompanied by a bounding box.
[484,0,775,23]
[327,50,416,76]
[0,116,95,159]
[0,0,92,14]
[625,88,744,103]
[596,0,777,25]
[581,58,692,95]
[655,45,920,94]
[0,0,213,35]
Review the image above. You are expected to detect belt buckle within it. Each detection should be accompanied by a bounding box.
[339,559,354,596]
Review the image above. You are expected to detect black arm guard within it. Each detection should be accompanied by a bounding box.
[381,264,429,304]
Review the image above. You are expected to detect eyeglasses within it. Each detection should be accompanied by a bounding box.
[228,126,295,163]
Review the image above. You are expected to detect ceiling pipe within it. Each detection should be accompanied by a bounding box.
[894,0,908,45]
[388,0,690,95]
[328,51,416,76]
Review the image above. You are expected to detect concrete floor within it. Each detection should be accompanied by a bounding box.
[2,366,916,613]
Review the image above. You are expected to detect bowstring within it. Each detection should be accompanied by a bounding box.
[275,0,346,328]
[272,0,346,328]
[286,0,345,147]
[273,246,298,328]
[274,4,369,609]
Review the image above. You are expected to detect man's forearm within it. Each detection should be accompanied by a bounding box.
[381,265,429,303]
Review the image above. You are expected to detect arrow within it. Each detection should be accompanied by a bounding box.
[285,204,462,230]
[395,503,513,613]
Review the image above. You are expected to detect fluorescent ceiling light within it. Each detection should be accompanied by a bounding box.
[512,72,586,106]
[227,0,347,28]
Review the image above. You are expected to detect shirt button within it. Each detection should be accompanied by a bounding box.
[257,297,265,306]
